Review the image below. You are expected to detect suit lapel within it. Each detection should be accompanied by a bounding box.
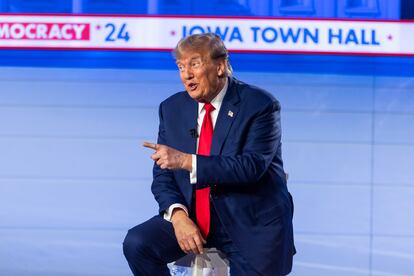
[180,93,198,206]
[182,93,198,154]
[211,77,240,155]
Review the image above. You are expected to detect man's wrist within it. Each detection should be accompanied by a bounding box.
[181,153,192,172]
[171,208,188,224]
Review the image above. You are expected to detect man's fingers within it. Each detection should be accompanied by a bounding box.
[182,240,191,254]
[187,238,200,254]
[194,235,205,254]
[143,142,158,150]
[151,153,160,161]
[178,241,188,254]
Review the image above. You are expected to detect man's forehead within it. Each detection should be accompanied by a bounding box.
[176,51,207,63]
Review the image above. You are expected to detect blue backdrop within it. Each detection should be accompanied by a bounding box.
[1,65,413,276]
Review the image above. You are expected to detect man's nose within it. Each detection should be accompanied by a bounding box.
[182,67,194,79]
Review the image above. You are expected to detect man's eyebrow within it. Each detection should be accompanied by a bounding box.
[176,57,202,64]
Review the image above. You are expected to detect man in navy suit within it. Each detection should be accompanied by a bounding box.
[123,33,295,275]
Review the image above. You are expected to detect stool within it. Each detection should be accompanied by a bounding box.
[169,248,229,276]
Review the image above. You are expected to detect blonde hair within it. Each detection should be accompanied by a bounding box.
[173,33,232,76]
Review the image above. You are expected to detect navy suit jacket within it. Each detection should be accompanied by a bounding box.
[151,77,295,275]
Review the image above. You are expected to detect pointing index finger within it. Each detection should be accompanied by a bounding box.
[143,142,158,150]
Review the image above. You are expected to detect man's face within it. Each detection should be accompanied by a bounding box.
[176,51,224,103]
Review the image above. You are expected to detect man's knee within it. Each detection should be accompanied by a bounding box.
[123,227,149,260]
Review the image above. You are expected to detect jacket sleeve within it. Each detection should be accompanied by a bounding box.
[196,99,281,186]
[151,102,188,214]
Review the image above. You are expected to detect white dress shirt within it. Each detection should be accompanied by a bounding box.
[164,78,228,221]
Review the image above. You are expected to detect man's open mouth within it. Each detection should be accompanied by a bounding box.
[188,83,198,91]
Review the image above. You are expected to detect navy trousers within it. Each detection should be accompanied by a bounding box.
[123,205,260,276]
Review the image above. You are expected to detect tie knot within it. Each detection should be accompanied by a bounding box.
[204,103,215,113]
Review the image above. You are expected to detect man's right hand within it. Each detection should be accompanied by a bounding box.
[171,209,206,254]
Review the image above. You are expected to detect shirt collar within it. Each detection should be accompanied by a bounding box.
[198,77,228,115]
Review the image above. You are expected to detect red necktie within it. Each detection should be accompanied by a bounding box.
[196,103,215,239]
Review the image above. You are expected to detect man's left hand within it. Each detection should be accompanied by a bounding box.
[143,142,192,171]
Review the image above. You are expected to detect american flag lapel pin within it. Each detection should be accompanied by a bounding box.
[228,110,234,118]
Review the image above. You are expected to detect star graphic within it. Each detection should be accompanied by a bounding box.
[170,30,176,36]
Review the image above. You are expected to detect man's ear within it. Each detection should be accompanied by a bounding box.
[217,61,226,77]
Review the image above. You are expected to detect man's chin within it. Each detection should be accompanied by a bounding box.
[187,91,205,102]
